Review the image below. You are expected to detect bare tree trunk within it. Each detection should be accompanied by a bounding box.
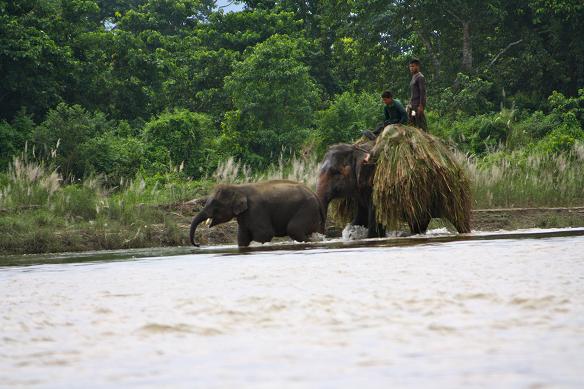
[445,7,473,75]
[461,21,472,72]
[417,31,441,81]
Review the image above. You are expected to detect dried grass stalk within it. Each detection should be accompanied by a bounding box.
[372,125,471,232]
[328,197,356,225]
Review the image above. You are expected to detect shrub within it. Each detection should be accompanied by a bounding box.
[548,89,584,127]
[443,113,509,155]
[33,103,112,179]
[79,133,146,183]
[142,109,216,178]
[532,112,584,154]
[223,34,320,165]
[0,110,36,169]
[508,111,555,148]
[314,91,382,154]
[56,185,98,220]
[0,121,18,169]
[433,74,495,117]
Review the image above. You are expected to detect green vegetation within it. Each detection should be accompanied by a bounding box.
[2,140,584,254]
[1,0,583,253]
[469,145,584,208]
[0,153,213,254]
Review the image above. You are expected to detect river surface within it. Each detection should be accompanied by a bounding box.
[1,229,584,388]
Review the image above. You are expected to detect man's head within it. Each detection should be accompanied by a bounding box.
[409,59,421,75]
[381,90,394,105]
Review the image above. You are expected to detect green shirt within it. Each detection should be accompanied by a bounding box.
[384,99,408,124]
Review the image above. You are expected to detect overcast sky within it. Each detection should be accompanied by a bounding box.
[216,0,245,13]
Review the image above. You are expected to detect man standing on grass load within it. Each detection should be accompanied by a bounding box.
[362,90,408,140]
[408,59,428,132]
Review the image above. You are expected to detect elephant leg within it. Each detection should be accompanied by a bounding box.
[408,216,431,235]
[287,208,315,242]
[351,203,369,227]
[367,203,385,238]
[287,227,308,242]
[251,225,275,244]
[237,227,252,247]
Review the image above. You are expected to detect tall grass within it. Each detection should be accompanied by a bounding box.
[0,153,211,254]
[212,154,320,189]
[211,144,584,210]
[0,160,207,218]
[0,153,61,210]
[3,145,580,215]
[1,143,583,254]
[468,143,584,208]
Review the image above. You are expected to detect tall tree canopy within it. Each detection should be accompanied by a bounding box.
[0,0,582,173]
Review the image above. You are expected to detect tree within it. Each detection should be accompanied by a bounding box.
[223,34,320,164]
[0,1,72,120]
[142,109,216,177]
[116,0,215,35]
[315,91,381,154]
[33,103,112,179]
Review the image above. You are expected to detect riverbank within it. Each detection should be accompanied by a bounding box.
[2,147,584,256]
[2,201,584,256]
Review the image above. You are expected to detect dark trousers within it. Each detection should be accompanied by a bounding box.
[408,108,428,132]
[373,120,400,135]
[373,122,385,135]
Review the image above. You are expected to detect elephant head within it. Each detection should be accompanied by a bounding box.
[189,185,248,246]
[316,143,373,216]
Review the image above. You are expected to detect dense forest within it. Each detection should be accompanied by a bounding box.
[1,0,583,181]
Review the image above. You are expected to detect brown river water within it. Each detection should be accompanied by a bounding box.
[1,228,584,388]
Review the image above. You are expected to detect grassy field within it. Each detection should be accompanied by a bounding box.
[1,144,584,255]
[0,155,213,254]
[469,143,584,208]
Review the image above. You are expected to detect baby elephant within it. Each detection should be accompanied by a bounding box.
[190,180,324,247]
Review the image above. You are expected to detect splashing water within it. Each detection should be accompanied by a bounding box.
[342,224,369,240]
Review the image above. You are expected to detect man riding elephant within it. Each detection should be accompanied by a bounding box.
[363,90,408,140]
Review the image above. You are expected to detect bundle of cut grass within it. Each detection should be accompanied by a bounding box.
[328,197,356,225]
[372,125,471,233]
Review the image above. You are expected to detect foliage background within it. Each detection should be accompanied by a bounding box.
[1,0,583,180]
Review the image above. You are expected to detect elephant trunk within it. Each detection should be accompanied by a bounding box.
[316,179,330,227]
[189,209,209,247]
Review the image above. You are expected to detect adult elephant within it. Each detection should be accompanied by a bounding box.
[317,126,471,236]
[190,180,324,247]
[316,141,385,238]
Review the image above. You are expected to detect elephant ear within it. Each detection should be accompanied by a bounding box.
[232,191,248,215]
[354,149,372,187]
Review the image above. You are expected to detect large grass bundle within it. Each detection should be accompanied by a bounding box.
[372,125,471,232]
[328,197,356,225]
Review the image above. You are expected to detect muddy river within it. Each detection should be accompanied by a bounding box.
[1,229,584,388]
